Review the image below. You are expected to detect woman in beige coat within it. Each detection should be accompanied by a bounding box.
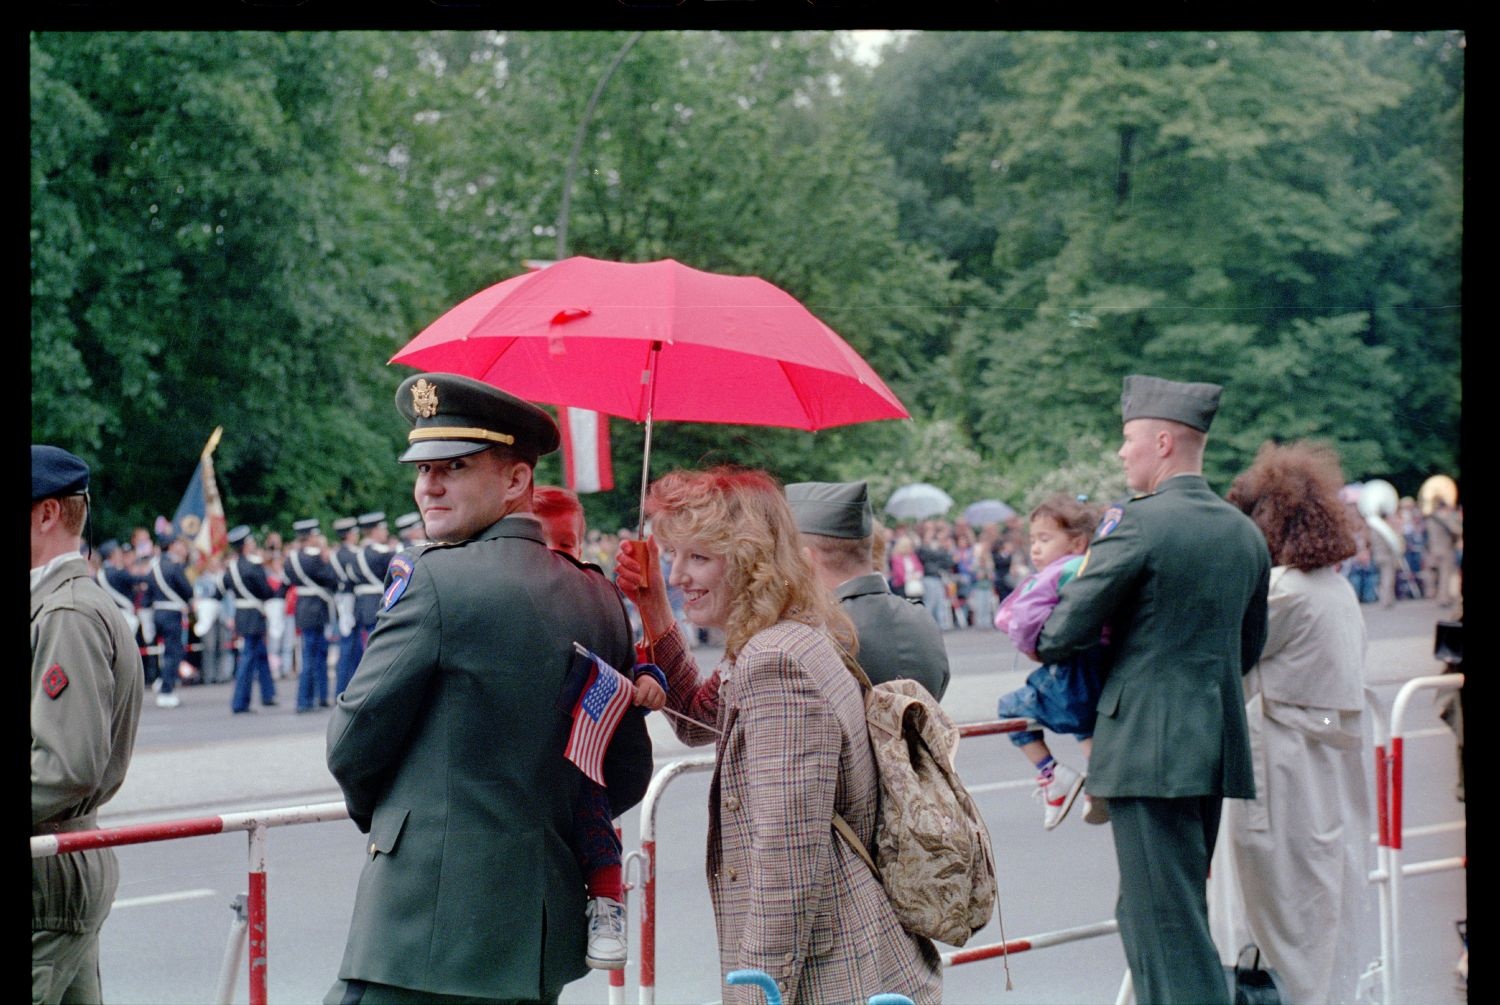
[1210,441,1376,1003]
[616,467,942,1005]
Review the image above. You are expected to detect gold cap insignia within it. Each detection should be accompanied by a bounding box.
[411,378,439,418]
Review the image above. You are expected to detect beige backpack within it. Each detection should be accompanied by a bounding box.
[833,659,999,947]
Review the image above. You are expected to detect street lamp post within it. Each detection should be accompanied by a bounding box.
[555,30,645,261]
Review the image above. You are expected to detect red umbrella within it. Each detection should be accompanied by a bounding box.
[393,256,908,429]
[391,256,910,523]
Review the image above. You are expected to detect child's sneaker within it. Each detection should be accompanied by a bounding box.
[1035,762,1085,830]
[585,896,627,970]
[1083,794,1110,825]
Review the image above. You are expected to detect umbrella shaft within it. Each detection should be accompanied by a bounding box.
[637,342,663,541]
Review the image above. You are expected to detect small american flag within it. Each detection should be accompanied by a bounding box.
[565,644,635,786]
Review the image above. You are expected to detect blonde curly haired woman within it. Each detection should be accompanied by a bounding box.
[615,466,942,1005]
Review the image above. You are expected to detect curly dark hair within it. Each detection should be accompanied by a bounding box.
[1226,440,1358,570]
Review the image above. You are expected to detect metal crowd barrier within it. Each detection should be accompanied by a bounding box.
[1367,673,1466,1002]
[29,688,1464,1004]
[31,801,349,1005]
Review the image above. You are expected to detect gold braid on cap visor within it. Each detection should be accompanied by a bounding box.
[407,426,515,446]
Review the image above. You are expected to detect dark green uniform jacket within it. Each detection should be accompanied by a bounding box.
[837,572,952,700]
[326,515,651,1000]
[1037,475,1270,799]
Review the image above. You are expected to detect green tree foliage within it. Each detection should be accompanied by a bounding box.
[32,32,438,534]
[32,30,1461,539]
[880,30,1461,496]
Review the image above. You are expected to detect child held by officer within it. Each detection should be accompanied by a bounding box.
[994,493,1110,829]
[535,487,666,970]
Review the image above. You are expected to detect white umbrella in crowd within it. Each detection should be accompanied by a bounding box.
[884,483,955,521]
[962,498,1016,527]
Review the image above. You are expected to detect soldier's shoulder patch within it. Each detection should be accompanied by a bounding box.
[382,554,415,611]
[1095,504,1126,539]
[42,663,68,699]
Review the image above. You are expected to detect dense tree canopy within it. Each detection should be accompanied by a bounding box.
[31,30,1462,539]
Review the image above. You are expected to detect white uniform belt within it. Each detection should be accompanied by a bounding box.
[153,601,188,612]
[353,585,383,595]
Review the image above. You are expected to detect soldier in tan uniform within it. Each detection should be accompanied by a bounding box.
[31,445,144,1004]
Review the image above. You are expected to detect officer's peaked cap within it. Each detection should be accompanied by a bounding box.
[292,518,320,535]
[332,516,358,534]
[396,372,560,464]
[1120,375,1222,434]
[357,511,387,529]
[227,525,253,547]
[395,511,422,531]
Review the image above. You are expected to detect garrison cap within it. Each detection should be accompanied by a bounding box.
[357,511,387,529]
[227,525,253,547]
[395,511,422,531]
[1120,375,1222,433]
[395,372,560,464]
[332,516,358,535]
[785,480,874,540]
[32,445,90,502]
[292,518,320,536]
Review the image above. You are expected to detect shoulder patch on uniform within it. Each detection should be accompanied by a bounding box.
[382,554,415,611]
[42,663,68,699]
[1095,505,1125,539]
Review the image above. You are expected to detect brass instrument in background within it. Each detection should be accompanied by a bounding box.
[1419,474,1459,516]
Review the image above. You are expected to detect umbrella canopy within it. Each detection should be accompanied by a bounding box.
[885,483,954,521]
[391,257,909,432]
[963,499,1016,527]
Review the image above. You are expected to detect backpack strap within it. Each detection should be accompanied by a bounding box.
[830,637,880,879]
[833,811,881,880]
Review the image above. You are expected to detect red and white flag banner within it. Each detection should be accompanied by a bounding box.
[559,406,614,494]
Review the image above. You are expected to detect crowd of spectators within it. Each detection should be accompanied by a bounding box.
[873,515,1030,633]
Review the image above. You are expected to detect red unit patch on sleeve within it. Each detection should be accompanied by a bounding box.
[42,664,69,699]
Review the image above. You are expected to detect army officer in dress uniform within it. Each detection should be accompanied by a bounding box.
[786,479,951,700]
[1037,375,1271,1005]
[325,372,653,1005]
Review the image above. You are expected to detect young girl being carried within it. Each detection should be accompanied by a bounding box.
[994,493,1109,830]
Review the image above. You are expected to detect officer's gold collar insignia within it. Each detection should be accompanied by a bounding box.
[411,378,439,418]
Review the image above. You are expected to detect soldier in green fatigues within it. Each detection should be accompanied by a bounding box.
[1037,376,1270,1005]
[325,374,653,1005]
[31,446,144,1005]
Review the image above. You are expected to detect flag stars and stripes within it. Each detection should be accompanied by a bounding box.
[565,646,635,787]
